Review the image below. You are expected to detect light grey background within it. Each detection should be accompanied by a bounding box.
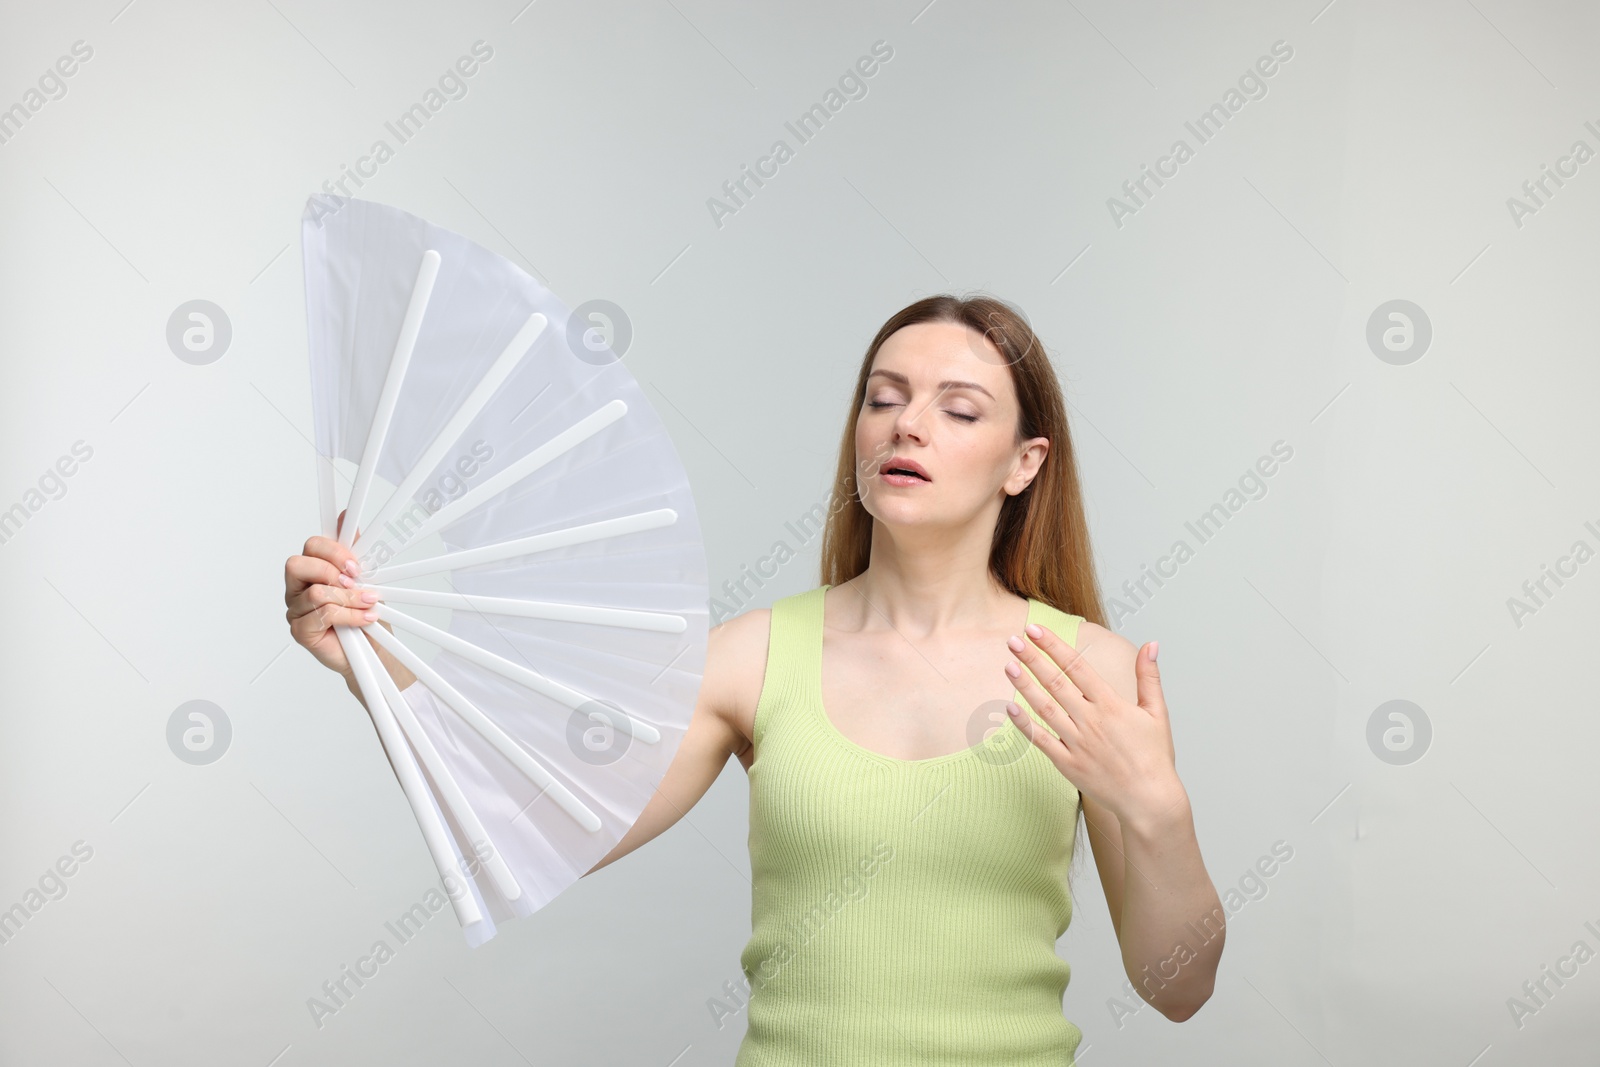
[2,0,1597,1063]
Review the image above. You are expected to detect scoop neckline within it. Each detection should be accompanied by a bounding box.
[812,583,1042,768]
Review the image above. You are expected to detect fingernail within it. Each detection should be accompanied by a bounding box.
[361,590,380,603]
[1005,661,1021,678]
[362,610,377,621]
[345,559,360,576]
[1149,640,1159,663]
[1024,623,1043,639]
[1006,702,1021,717]
[1006,635,1024,652]
[338,574,354,588]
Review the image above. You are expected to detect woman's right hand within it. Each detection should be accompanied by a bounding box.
[283,508,381,679]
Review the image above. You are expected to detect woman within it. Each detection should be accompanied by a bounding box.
[284,293,1224,1064]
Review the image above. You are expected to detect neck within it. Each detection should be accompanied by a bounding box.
[838,560,1017,635]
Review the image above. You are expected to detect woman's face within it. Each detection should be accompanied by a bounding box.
[854,320,1048,529]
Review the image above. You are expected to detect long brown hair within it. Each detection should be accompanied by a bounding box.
[819,293,1106,627]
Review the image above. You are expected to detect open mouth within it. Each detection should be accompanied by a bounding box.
[880,458,931,482]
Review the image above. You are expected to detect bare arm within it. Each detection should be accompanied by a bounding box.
[1076,624,1223,1022]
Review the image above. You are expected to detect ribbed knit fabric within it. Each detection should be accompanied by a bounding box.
[735,584,1083,1066]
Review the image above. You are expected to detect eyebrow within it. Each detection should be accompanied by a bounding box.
[867,369,995,400]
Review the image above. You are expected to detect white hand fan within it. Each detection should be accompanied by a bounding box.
[300,193,708,946]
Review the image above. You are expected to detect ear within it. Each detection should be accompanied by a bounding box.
[1004,436,1050,496]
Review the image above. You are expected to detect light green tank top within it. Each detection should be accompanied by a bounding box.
[736,584,1084,1065]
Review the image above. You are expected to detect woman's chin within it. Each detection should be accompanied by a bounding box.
[865,503,951,528]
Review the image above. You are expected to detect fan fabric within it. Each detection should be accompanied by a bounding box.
[301,193,708,946]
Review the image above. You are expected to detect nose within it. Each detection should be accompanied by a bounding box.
[891,400,929,444]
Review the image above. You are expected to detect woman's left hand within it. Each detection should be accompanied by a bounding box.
[1003,624,1186,828]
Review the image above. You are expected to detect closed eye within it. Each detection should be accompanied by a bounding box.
[867,399,978,422]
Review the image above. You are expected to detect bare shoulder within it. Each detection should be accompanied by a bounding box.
[1069,620,1139,698]
[703,606,773,762]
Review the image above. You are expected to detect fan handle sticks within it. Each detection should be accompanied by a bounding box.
[339,249,442,548]
[371,603,662,745]
[363,507,678,586]
[349,311,549,558]
[365,399,629,556]
[361,620,607,832]
[367,654,524,903]
[335,626,485,928]
[354,585,688,634]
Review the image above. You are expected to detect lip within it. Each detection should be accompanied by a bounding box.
[879,456,931,483]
